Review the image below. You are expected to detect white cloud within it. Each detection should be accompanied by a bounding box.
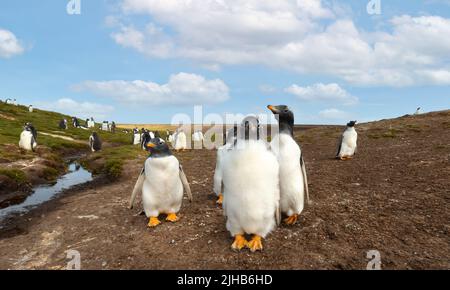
[72,72,230,106]
[38,98,115,121]
[259,84,277,94]
[108,0,450,86]
[0,28,24,58]
[285,83,358,105]
[318,108,351,120]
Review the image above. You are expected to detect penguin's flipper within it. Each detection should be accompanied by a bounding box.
[300,154,310,205]
[335,135,343,158]
[179,165,193,202]
[129,168,145,209]
[275,203,281,226]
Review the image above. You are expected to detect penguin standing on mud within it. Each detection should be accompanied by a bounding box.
[213,125,237,206]
[19,123,38,152]
[267,105,310,225]
[221,116,280,252]
[336,121,358,160]
[129,138,193,227]
[89,132,102,152]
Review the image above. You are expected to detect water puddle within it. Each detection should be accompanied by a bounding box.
[0,162,92,219]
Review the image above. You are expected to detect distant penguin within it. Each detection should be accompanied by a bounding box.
[221,116,280,252]
[72,117,80,128]
[268,105,310,225]
[173,129,187,151]
[28,105,33,113]
[129,138,193,228]
[59,119,67,130]
[213,125,238,206]
[192,131,204,143]
[414,107,421,115]
[12,99,17,106]
[87,117,95,128]
[19,123,37,151]
[89,132,102,152]
[336,121,358,161]
[111,121,116,133]
[132,128,141,145]
[141,130,151,150]
[102,121,109,131]
[168,134,174,143]
[5,98,11,104]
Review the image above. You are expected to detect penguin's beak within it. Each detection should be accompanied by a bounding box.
[146,142,156,148]
[267,105,278,114]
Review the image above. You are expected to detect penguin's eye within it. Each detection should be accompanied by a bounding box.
[284,109,289,113]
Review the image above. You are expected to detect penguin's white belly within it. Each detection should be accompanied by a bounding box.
[338,129,357,157]
[142,156,183,217]
[133,134,141,145]
[222,141,279,238]
[271,134,304,216]
[19,131,36,151]
[174,132,187,150]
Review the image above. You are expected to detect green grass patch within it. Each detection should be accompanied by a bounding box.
[0,168,27,184]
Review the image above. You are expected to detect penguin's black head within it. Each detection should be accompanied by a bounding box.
[267,105,294,135]
[347,121,357,127]
[145,138,171,157]
[92,132,99,138]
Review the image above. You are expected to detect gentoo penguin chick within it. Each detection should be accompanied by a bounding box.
[89,132,102,152]
[129,138,193,227]
[222,116,280,252]
[19,123,38,151]
[268,105,310,225]
[173,129,187,151]
[336,121,358,161]
[213,125,238,206]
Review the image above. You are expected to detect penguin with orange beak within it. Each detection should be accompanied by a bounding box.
[267,105,310,226]
[129,138,193,227]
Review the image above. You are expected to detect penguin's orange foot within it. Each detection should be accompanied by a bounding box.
[231,235,248,251]
[148,217,161,227]
[284,214,298,225]
[166,213,179,223]
[247,235,263,252]
[216,194,223,206]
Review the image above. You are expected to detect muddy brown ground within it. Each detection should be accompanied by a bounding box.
[0,111,449,269]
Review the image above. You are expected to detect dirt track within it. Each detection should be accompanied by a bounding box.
[0,111,449,269]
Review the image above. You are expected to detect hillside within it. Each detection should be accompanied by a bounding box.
[0,102,145,207]
[0,109,448,269]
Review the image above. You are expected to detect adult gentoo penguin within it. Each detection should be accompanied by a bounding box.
[19,123,38,151]
[141,130,151,150]
[213,125,237,206]
[336,121,358,160]
[268,105,310,225]
[129,138,193,227]
[221,116,280,252]
[28,105,33,113]
[89,132,102,152]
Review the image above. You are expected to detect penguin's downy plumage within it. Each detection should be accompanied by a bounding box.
[213,125,238,206]
[89,132,102,152]
[129,138,192,227]
[19,123,37,151]
[268,105,310,225]
[173,129,187,151]
[221,116,280,252]
[336,121,358,160]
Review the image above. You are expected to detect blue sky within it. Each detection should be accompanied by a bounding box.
[0,0,449,124]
